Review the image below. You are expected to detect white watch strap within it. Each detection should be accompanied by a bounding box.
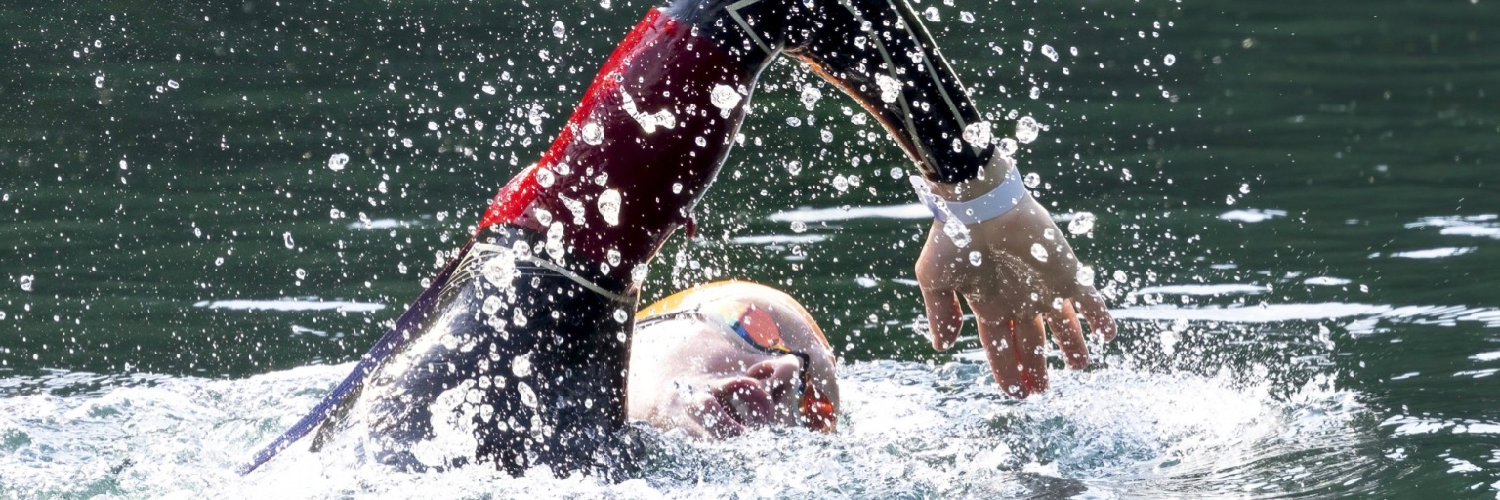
[910,166,1028,225]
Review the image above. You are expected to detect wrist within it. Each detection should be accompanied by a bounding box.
[910,155,1029,225]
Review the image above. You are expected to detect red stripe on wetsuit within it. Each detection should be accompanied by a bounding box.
[477,9,752,284]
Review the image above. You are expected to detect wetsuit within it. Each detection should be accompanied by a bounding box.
[242,0,996,477]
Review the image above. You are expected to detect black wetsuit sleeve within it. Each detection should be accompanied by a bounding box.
[673,0,997,184]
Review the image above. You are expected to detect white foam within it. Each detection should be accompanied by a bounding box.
[768,204,931,223]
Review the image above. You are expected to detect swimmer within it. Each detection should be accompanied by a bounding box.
[240,0,1115,477]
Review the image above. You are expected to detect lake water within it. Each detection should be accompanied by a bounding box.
[2,0,1498,498]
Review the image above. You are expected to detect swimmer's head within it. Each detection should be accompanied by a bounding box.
[627,281,839,438]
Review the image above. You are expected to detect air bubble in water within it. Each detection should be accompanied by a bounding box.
[283,232,296,249]
[18,275,34,292]
[597,189,622,226]
[581,122,604,145]
[1164,54,1177,66]
[1076,266,1096,287]
[1030,242,1049,262]
[962,121,993,148]
[968,251,982,266]
[1023,172,1041,189]
[1041,45,1059,62]
[1068,212,1097,235]
[1016,116,1040,144]
[710,84,742,110]
[327,153,350,171]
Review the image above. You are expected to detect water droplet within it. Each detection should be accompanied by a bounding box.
[283,232,296,249]
[962,121,993,148]
[19,275,34,292]
[1226,194,1237,205]
[786,161,803,176]
[832,175,850,192]
[1239,183,1251,194]
[923,6,940,21]
[998,138,1019,157]
[710,84,742,110]
[532,207,553,226]
[1029,86,1042,99]
[535,168,555,188]
[960,11,975,23]
[580,122,604,145]
[552,20,567,39]
[482,295,504,316]
[1030,243,1049,262]
[1016,116,1041,144]
[1023,172,1042,189]
[1042,228,1056,240]
[1052,297,1065,310]
[968,251,982,266]
[671,182,683,194]
[606,249,622,267]
[1068,212,1097,235]
[943,219,971,247]
[167,80,180,89]
[1041,45,1059,62]
[512,353,533,377]
[800,86,822,109]
[327,153,350,171]
[1070,46,1079,57]
[1076,267,1096,287]
[481,84,497,95]
[1164,54,1177,66]
[454,107,467,119]
[791,221,807,233]
[545,223,566,261]
[597,189,622,226]
[889,167,904,179]
[553,163,571,176]
[820,129,833,143]
[215,257,225,266]
[295,268,308,280]
[94,75,105,88]
[600,0,611,8]
[513,307,529,327]
[518,381,538,408]
[613,309,628,323]
[1023,40,1034,52]
[118,159,128,170]
[631,265,648,284]
[875,74,901,104]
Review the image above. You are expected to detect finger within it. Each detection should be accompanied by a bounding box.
[1047,299,1089,369]
[974,314,1027,398]
[1077,290,1117,342]
[1014,315,1049,394]
[919,286,963,351]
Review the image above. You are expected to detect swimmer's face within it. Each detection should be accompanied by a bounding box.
[627,283,839,438]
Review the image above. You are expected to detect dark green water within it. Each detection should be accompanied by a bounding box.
[2,0,1498,497]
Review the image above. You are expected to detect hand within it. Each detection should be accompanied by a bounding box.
[914,161,1115,398]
